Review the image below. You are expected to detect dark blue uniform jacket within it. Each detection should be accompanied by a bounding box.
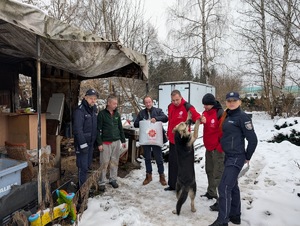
[73,99,97,152]
[221,107,258,160]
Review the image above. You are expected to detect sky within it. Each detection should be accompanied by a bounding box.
[143,0,173,40]
[75,112,300,226]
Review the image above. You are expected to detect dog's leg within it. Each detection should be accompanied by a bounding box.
[189,189,196,212]
[172,183,181,214]
[188,119,200,146]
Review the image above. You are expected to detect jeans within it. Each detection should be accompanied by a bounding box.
[143,145,164,174]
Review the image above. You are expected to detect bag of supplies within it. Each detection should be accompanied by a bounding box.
[139,121,163,147]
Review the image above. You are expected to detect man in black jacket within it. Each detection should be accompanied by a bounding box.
[134,96,168,186]
[73,89,98,188]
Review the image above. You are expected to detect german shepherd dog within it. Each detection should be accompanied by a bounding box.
[172,114,200,215]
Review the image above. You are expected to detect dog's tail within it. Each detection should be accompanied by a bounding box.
[176,188,189,215]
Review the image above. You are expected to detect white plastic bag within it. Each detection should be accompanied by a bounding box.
[139,121,163,147]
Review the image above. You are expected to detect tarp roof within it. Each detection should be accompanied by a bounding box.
[0,0,148,80]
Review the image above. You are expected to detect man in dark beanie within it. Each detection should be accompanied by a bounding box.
[200,93,224,212]
[202,93,217,106]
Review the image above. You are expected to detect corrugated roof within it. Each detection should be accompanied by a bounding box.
[0,0,148,80]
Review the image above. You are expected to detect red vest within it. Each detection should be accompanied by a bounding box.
[202,108,223,152]
[167,99,201,144]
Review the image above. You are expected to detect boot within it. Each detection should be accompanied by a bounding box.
[159,174,167,186]
[143,173,152,185]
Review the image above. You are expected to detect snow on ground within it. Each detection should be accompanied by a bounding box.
[78,112,300,226]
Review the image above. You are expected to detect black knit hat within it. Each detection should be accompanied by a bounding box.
[202,93,216,105]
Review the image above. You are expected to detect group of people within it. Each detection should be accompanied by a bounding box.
[73,90,125,192]
[73,88,258,226]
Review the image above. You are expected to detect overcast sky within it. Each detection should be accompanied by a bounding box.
[143,0,173,41]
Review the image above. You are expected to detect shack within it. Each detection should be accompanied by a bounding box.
[0,0,147,149]
[0,0,147,223]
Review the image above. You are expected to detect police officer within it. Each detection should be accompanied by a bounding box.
[73,89,98,188]
[209,92,258,226]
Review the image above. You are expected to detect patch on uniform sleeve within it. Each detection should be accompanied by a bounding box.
[244,121,253,130]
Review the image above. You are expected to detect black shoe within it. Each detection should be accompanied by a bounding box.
[208,220,228,226]
[99,185,106,192]
[109,181,119,188]
[201,192,217,200]
[209,202,219,211]
[229,215,241,225]
[164,186,175,191]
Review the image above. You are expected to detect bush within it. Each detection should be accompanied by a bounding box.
[270,120,300,146]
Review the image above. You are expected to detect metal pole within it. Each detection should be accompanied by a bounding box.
[69,75,72,137]
[36,35,42,205]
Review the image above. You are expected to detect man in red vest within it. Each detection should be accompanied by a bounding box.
[165,90,201,191]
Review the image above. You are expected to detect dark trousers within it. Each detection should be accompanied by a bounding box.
[76,145,94,188]
[205,150,225,198]
[143,145,164,174]
[217,154,245,223]
[88,145,94,168]
[167,143,178,189]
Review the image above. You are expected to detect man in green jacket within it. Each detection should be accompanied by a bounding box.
[97,95,126,192]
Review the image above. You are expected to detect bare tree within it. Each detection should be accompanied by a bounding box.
[237,0,300,116]
[236,0,281,117]
[265,0,299,114]
[167,0,229,84]
[210,72,243,104]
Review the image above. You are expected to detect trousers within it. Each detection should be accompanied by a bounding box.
[167,143,178,189]
[99,141,121,185]
[76,144,94,187]
[143,145,164,174]
[217,154,245,223]
[205,149,225,198]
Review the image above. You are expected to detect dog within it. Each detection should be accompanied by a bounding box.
[172,114,200,215]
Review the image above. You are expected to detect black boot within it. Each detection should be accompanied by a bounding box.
[209,201,219,211]
[229,215,241,225]
[201,192,217,199]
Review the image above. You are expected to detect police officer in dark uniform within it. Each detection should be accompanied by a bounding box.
[73,89,98,188]
[209,92,258,226]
